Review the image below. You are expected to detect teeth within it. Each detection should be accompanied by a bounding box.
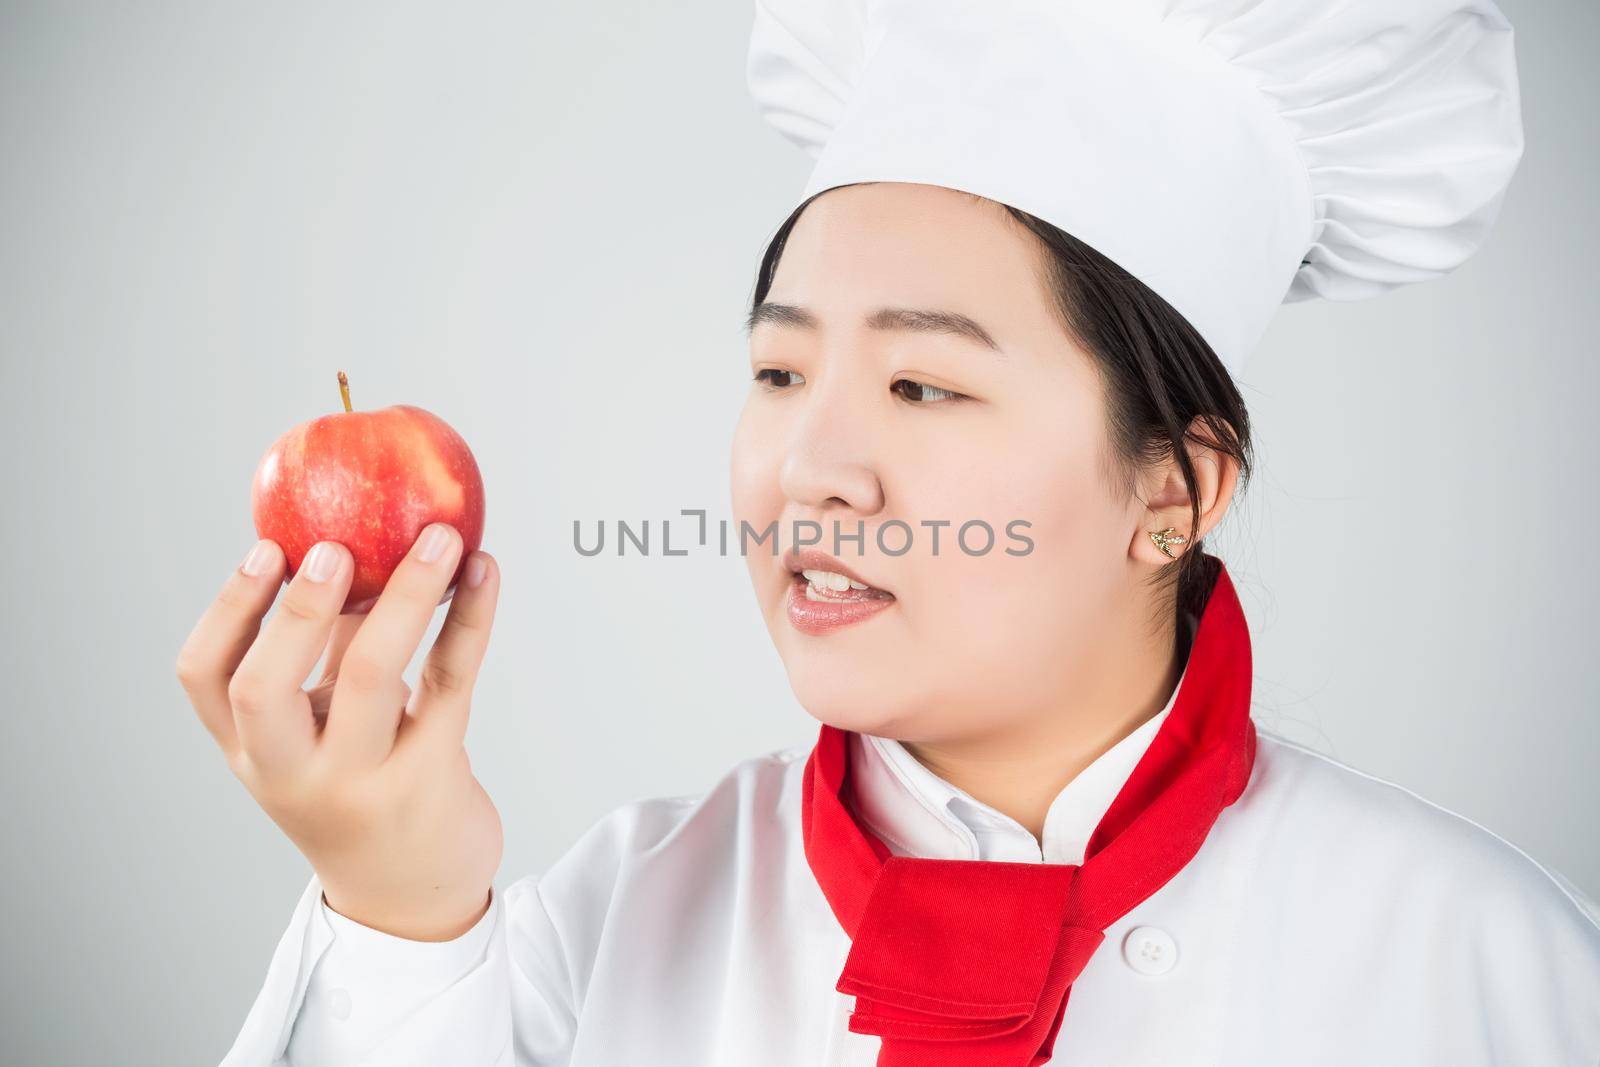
[801,568,871,592]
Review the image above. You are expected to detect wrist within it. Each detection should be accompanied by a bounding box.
[320,885,493,942]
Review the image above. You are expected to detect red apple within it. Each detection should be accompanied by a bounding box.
[251,371,486,615]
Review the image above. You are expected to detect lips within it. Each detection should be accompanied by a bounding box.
[781,547,895,635]
[781,547,891,595]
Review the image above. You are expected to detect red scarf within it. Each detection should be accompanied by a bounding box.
[800,555,1257,1066]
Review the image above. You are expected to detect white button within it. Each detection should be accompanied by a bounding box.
[328,987,352,1020]
[1121,926,1178,976]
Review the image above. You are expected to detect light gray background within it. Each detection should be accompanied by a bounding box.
[1,1,1594,1063]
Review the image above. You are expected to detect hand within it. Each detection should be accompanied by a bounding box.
[176,523,504,941]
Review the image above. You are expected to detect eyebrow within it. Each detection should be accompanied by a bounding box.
[743,302,1003,354]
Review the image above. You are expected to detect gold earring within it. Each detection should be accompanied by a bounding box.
[1149,527,1188,559]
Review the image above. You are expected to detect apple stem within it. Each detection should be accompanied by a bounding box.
[337,370,353,412]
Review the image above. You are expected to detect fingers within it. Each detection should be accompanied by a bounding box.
[315,584,451,685]
[306,673,409,734]
[344,585,452,617]
[324,523,464,769]
[175,539,287,757]
[317,613,366,685]
[229,539,353,777]
[394,549,499,768]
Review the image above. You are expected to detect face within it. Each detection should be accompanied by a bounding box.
[730,182,1152,745]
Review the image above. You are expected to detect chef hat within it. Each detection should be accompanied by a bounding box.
[746,0,1524,377]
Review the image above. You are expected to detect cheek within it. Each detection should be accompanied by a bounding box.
[894,416,1120,674]
[729,402,790,604]
[729,402,780,524]
[894,408,1110,561]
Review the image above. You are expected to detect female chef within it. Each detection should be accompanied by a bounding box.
[178,0,1600,1064]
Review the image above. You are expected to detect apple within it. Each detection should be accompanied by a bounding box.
[251,371,486,615]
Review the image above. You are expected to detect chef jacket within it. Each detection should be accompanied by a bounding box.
[219,671,1600,1065]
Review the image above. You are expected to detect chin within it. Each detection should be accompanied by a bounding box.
[798,701,903,738]
[785,671,922,738]
[759,585,931,736]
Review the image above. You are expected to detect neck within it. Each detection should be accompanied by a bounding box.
[899,601,1188,845]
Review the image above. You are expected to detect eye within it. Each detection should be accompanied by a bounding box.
[753,368,805,390]
[891,378,969,404]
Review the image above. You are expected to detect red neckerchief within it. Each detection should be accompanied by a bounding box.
[800,555,1257,1066]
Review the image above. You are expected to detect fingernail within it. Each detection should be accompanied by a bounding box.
[463,554,486,588]
[303,542,341,583]
[417,524,452,564]
[240,540,271,577]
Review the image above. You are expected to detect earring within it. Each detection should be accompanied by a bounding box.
[1149,527,1188,559]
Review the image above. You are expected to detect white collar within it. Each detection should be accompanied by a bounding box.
[846,612,1197,866]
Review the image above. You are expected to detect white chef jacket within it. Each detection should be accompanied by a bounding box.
[220,675,1600,1065]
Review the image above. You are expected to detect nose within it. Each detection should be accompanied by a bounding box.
[777,379,885,519]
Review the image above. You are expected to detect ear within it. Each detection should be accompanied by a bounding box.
[1128,415,1240,566]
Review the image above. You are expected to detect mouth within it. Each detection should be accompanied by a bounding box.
[781,548,895,635]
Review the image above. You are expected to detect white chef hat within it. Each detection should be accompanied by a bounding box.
[745,0,1524,378]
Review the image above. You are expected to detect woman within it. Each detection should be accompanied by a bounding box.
[182,1,1600,1064]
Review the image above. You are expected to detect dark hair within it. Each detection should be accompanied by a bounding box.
[747,184,1254,644]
